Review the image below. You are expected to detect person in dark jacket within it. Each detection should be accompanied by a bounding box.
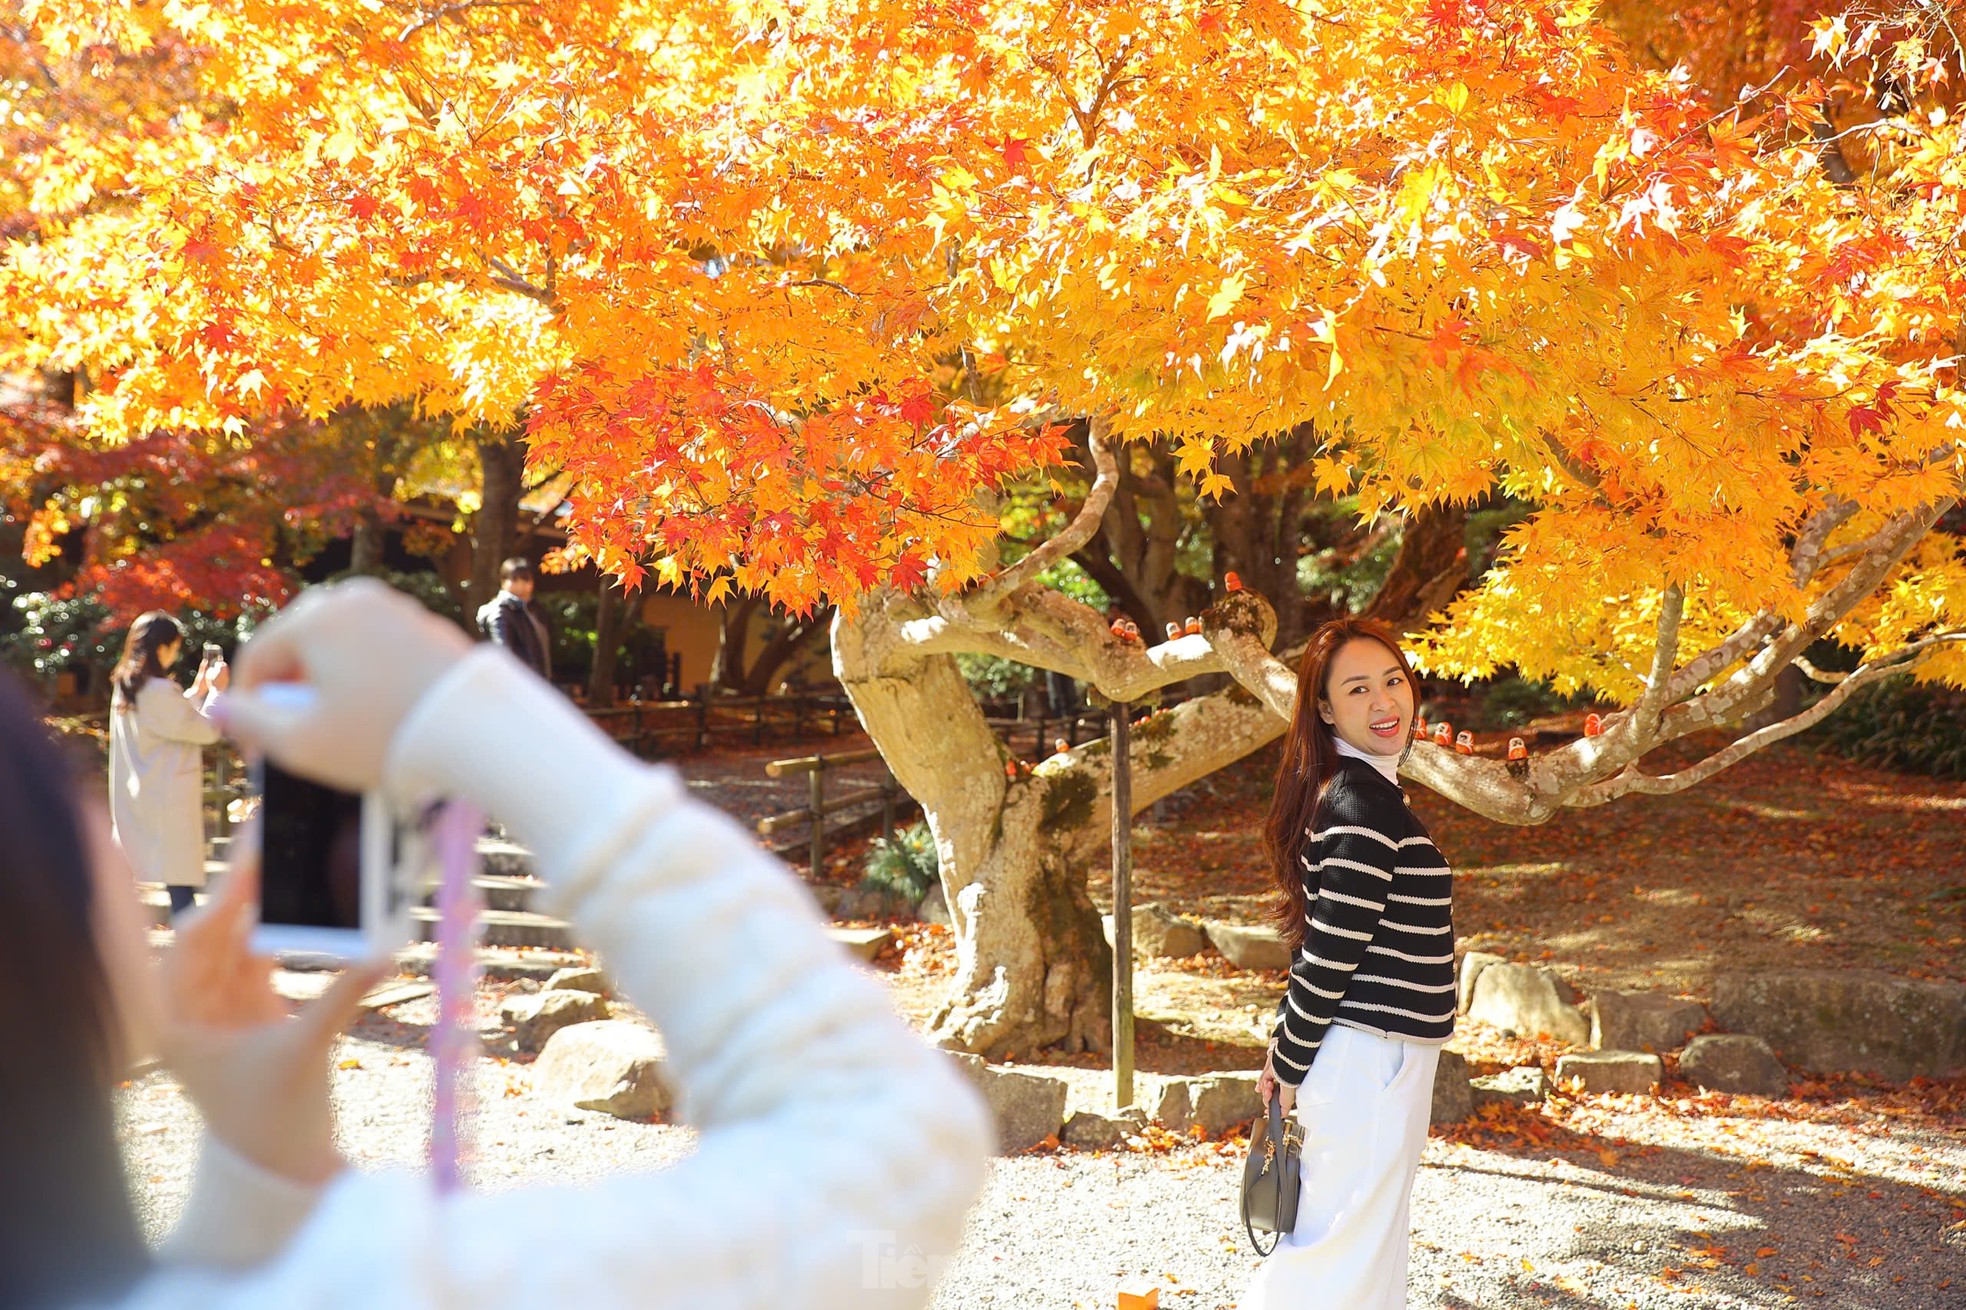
[475,557,552,680]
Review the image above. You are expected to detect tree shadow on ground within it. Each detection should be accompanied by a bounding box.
[1423,1099,1964,1308]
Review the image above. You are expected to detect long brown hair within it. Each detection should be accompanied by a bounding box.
[1264,618,1420,951]
[0,671,149,1303]
[110,611,183,710]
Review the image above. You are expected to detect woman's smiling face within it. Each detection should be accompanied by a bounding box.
[1316,637,1413,757]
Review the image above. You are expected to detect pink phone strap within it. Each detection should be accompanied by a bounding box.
[428,800,485,1194]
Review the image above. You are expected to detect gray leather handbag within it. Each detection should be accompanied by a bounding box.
[1239,1097,1304,1255]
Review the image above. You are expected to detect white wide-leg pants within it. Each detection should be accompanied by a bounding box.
[1236,1024,1440,1310]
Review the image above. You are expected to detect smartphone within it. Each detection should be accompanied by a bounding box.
[249,759,422,960]
[202,641,223,664]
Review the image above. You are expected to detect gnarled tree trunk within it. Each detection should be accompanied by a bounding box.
[834,587,1287,1057]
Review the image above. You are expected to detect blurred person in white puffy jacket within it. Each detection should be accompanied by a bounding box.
[0,579,992,1310]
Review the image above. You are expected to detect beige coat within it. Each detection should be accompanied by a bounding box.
[109,677,221,888]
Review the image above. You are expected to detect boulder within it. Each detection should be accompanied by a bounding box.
[1189,1072,1262,1136]
[502,989,608,1053]
[532,1020,670,1119]
[971,1066,1069,1152]
[1431,1049,1474,1125]
[1103,903,1210,959]
[919,883,953,928]
[1711,969,1966,1081]
[544,966,609,997]
[1589,990,1707,1053]
[1680,1034,1790,1096]
[1470,1065,1549,1109]
[1204,922,1292,971]
[1457,951,1506,1016]
[1062,1106,1149,1149]
[1148,1076,1197,1130]
[1555,1051,1663,1096]
[1466,964,1590,1046]
[828,925,894,962]
[811,884,848,915]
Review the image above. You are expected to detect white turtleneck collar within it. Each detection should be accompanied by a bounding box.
[1333,735,1402,787]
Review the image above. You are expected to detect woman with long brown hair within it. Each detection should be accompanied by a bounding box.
[107,611,228,918]
[1240,618,1455,1310]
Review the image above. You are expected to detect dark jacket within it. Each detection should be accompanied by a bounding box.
[476,591,552,680]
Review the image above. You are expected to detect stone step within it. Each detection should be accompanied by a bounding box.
[416,874,541,914]
[412,906,572,950]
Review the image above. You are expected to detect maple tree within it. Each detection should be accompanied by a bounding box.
[2,0,1961,1054]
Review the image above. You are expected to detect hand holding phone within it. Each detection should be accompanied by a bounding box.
[245,684,423,961]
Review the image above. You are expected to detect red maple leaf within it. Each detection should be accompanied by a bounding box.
[889,552,930,593]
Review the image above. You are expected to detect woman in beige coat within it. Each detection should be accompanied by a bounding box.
[108,612,228,918]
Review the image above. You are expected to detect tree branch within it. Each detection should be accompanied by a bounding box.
[984,415,1115,599]
[1790,495,1859,585]
[1577,632,1963,803]
[1664,610,1784,701]
[1702,499,1949,722]
[485,255,555,306]
[1632,583,1684,731]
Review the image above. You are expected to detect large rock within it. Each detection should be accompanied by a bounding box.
[1147,1076,1197,1130]
[1431,1049,1474,1125]
[965,1065,1068,1152]
[1680,1034,1790,1097]
[502,988,609,1053]
[532,1020,671,1119]
[1590,990,1707,1053]
[1457,951,1506,1016]
[1189,1072,1262,1136]
[1103,903,1210,959]
[1204,922,1292,971]
[1555,1051,1662,1096]
[1470,1065,1549,1109]
[1711,969,1966,1081]
[544,966,609,997]
[1466,964,1590,1046]
[1063,1106,1148,1149]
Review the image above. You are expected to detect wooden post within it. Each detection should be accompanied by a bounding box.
[754,696,766,745]
[879,776,895,841]
[693,686,709,750]
[809,761,827,875]
[1111,700,1134,1109]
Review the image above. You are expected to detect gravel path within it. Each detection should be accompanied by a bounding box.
[116,977,1965,1310]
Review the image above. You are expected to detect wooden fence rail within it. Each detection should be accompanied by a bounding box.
[584,690,857,757]
[757,746,910,871]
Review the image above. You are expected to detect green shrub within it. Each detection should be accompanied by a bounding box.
[1475,675,1591,730]
[1812,678,1966,780]
[955,652,1037,705]
[862,821,940,903]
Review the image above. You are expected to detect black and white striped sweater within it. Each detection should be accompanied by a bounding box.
[1270,756,1456,1086]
